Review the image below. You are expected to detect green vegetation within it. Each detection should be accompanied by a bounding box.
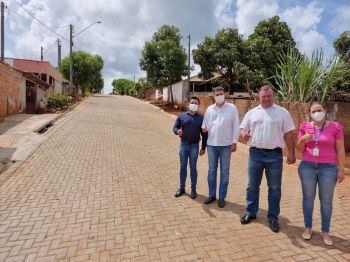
[271,47,338,103]
[47,94,69,109]
[111,78,135,95]
[140,25,187,104]
[61,51,104,96]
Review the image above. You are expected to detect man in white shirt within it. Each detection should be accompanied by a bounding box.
[202,86,240,208]
[239,86,296,233]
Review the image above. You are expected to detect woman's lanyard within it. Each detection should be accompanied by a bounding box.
[313,120,327,148]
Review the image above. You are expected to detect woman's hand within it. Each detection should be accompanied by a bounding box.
[337,169,345,183]
[301,132,313,142]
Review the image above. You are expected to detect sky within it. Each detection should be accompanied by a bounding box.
[2,0,350,94]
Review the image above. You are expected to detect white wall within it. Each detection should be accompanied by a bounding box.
[36,86,48,105]
[163,87,169,103]
[171,81,183,104]
[54,80,63,95]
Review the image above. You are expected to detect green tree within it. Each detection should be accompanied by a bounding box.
[61,51,104,96]
[193,28,262,93]
[332,31,350,92]
[334,31,350,62]
[140,25,187,104]
[247,16,297,80]
[135,77,151,97]
[111,78,135,95]
[91,75,104,93]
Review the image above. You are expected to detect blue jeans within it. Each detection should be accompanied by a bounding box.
[179,142,199,190]
[246,147,283,222]
[207,145,231,198]
[298,161,338,233]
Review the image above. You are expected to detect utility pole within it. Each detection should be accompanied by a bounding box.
[187,34,191,94]
[40,46,43,61]
[57,39,61,71]
[1,2,5,61]
[69,24,73,86]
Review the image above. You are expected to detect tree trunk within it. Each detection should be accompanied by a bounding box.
[169,84,174,105]
[228,76,234,95]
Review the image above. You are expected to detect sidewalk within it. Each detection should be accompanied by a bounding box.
[0,113,60,173]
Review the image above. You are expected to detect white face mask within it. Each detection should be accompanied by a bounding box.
[215,95,225,104]
[311,111,326,121]
[189,103,198,112]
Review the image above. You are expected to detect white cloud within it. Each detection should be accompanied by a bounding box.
[297,30,331,57]
[215,0,236,28]
[280,1,332,58]
[330,5,350,35]
[281,1,323,38]
[235,0,278,37]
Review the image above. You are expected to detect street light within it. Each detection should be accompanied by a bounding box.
[74,21,101,38]
[69,21,101,87]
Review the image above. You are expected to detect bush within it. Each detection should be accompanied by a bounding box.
[47,94,69,109]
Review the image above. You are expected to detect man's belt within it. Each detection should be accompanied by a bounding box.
[182,140,199,145]
[251,147,282,152]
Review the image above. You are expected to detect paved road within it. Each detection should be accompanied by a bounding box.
[0,95,349,262]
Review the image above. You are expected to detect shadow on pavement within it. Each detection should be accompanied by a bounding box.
[186,193,350,252]
[0,147,16,172]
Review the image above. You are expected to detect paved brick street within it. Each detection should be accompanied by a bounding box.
[0,95,349,262]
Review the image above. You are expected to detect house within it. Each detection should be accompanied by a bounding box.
[160,74,220,108]
[5,58,64,95]
[0,59,54,117]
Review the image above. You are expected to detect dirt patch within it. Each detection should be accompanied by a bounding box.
[150,101,182,116]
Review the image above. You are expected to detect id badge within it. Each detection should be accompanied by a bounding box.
[313,147,319,157]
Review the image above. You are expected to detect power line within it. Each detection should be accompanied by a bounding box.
[43,27,70,54]
[7,8,43,26]
[10,0,67,40]
[6,8,70,42]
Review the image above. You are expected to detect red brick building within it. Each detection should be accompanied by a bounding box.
[5,58,64,95]
[0,60,25,121]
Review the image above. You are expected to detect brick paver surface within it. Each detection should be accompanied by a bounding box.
[0,95,349,262]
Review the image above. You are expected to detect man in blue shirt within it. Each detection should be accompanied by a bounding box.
[173,96,208,199]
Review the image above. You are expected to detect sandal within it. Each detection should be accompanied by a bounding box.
[321,233,333,246]
[302,228,312,240]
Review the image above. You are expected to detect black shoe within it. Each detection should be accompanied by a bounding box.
[174,188,185,198]
[190,189,197,199]
[240,214,256,225]
[269,220,279,233]
[218,198,225,208]
[203,196,216,204]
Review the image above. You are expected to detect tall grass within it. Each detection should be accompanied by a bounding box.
[271,48,338,103]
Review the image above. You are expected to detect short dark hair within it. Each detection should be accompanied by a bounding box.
[189,96,200,104]
[213,86,225,93]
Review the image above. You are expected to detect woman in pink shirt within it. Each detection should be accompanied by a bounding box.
[296,102,345,246]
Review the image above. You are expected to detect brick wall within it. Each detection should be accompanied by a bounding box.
[143,88,156,100]
[0,62,25,120]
